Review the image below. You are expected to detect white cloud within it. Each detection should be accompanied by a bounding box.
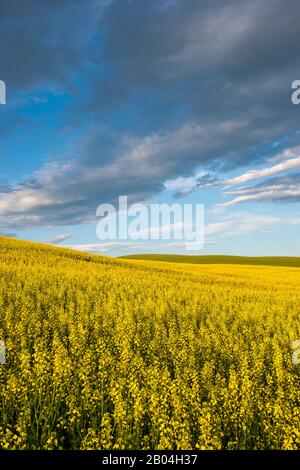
[268,146,300,162]
[225,154,300,188]
[0,117,257,229]
[205,212,280,236]
[66,242,143,253]
[63,212,280,256]
[164,172,208,191]
[221,186,300,208]
[219,146,300,207]
[44,233,73,245]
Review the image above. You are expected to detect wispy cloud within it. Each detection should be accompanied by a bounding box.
[44,233,73,245]
[206,212,281,236]
[65,211,280,255]
[165,172,218,197]
[225,151,300,188]
[66,239,219,255]
[221,187,300,208]
[0,118,269,229]
[66,242,144,253]
[218,146,300,208]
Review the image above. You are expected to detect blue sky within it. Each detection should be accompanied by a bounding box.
[1,0,300,257]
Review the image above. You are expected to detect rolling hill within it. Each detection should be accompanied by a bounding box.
[120,253,300,268]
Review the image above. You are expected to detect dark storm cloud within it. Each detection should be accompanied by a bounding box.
[96,0,300,103]
[87,0,300,168]
[0,0,110,91]
[1,0,300,229]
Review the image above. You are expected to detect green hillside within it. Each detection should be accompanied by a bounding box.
[120,253,300,268]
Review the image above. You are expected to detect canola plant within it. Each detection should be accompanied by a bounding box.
[0,237,299,450]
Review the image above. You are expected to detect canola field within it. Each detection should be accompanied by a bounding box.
[0,237,299,450]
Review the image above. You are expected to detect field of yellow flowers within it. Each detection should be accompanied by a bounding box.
[0,237,299,450]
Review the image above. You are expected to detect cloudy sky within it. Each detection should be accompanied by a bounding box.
[1,0,300,256]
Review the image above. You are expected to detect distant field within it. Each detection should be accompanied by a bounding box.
[120,254,300,268]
